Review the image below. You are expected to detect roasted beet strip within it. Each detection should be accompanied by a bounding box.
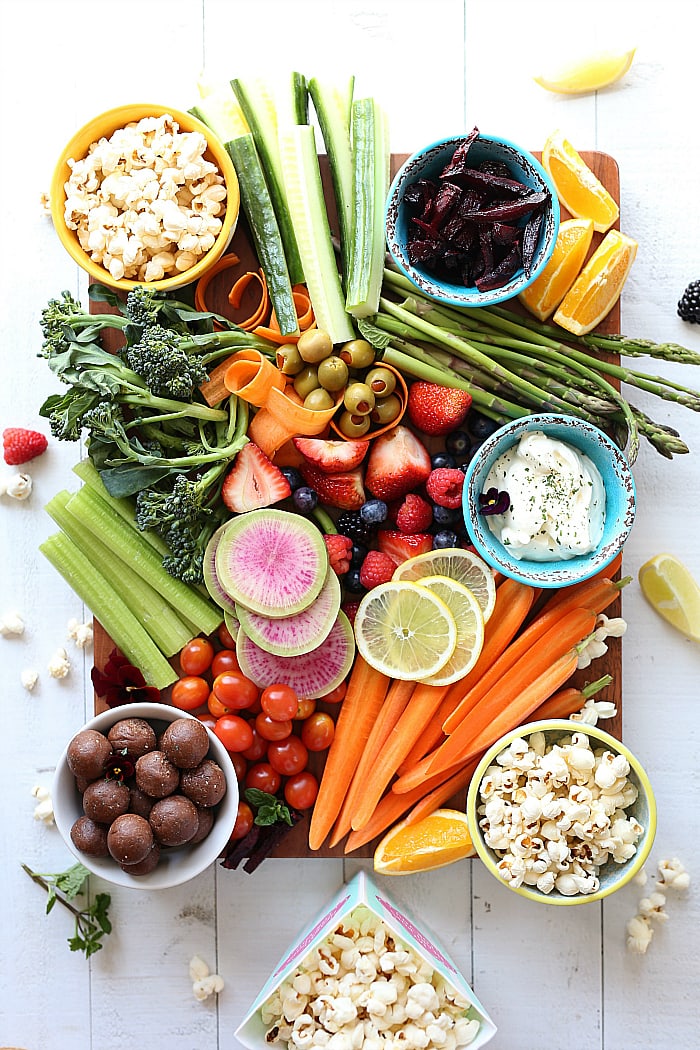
[439,126,480,178]
[522,209,544,276]
[460,190,548,224]
[447,166,530,196]
[475,245,522,291]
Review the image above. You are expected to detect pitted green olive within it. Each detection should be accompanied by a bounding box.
[338,338,375,369]
[371,393,403,425]
[297,328,333,364]
[293,366,320,399]
[343,382,375,415]
[364,366,396,398]
[337,410,371,438]
[317,355,349,392]
[303,388,335,411]
[276,343,304,376]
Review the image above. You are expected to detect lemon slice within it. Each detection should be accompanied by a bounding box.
[542,129,620,233]
[392,547,497,623]
[638,553,700,642]
[354,580,457,680]
[534,47,636,95]
[518,217,595,321]
[415,575,484,686]
[374,808,476,875]
[553,228,638,335]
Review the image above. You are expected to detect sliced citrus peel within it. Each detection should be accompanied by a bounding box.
[542,130,619,233]
[518,217,595,321]
[553,228,638,335]
[373,808,476,874]
[638,553,700,642]
[534,47,636,95]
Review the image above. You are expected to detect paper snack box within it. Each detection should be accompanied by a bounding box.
[235,870,497,1050]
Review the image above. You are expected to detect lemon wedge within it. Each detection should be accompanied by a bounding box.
[374,808,475,875]
[392,547,497,623]
[415,575,485,686]
[534,47,636,95]
[638,553,700,642]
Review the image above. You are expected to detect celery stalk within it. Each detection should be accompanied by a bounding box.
[45,491,194,658]
[40,532,178,691]
[345,98,390,318]
[71,458,170,557]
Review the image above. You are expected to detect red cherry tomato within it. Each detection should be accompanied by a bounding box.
[255,712,293,742]
[284,771,319,810]
[196,712,218,731]
[293,698,316,720]
[267,736,308,776]
[211,648,240,676]
[300,711,335,751]
[207,691,236,718]
[213,671,259,710]
[245,762,281,795]
[214,714,255,753]
[217,622,237,649]
[229,751,248,782]
[240,726,268,762]
[171,675,210,711]
[179,637,215,676]
[230,801,254,840]
[319,682,347,705]
[260,683,299,722]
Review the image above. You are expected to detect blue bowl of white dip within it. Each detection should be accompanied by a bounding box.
[462,414,636,588]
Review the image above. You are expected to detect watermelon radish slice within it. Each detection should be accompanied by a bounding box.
[237,611,355,699]
[203,523,238,613]
[223,607,240,645]
[215,509,327,617]
[235,566,341,657]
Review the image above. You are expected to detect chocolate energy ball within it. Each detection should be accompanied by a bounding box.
[189,805,215,845]
[149,795,199,847]
[161,718,210,770]
[129,785,155,820]
[135,750,180,798]
[70,815,109,857]
[82,778,130,825]
[120,843,161,876]
[180,758,227,808]
[107,717,157,759]
[67,729,113,781]
[107,813,154,865]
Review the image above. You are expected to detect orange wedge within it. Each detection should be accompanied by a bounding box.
[519,217,595,321]
[373,808,475,875]
[542,129,619,233]
[553,229,638,335]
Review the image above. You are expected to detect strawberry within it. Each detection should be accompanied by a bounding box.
[407,382,472,436]
[221,441,291,513]
[292,436,370,474]
[395,494,433,534]
[377,529,433,566]
[364,425,432,502]
[341,599,361,627]
[298,462,366,510]
[324,533,353,575]
[426,467,465,509]
[359,550,397,590]
[3,427,48,466]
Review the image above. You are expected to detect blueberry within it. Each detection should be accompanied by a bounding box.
[432,504,460,526]
[468,411,501,441]
[343,568,366,594]
[280,466,304,491]
[350,543,368,569]
[430,451,456,470]
[360,499,388,525]
[292,486,318,512]
[432,530,460,549]
[445,429,470,456]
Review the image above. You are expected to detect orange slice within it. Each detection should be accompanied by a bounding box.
[373,808,476,875]
[534,47,636,95]
[519,217,595,321]
[552,228,638,335]
[542,129,620,233]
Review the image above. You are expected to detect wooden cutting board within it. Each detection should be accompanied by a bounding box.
[92,149,623,859]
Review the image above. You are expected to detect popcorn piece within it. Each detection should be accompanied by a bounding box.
[67,618,93,650]
[31,784,54,825]
[0,472,33,500]
[21,668,39,692]
[1,610,25,637]
[657,857,691,891]
[189,954,210,982]
[47,647,71,679]
[626,914,654,954]
[193,974,225,1001]
[638,891,668,924]
[632,867,648,887]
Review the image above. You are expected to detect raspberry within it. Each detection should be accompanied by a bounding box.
[359,550,397,590]
[323,533,353,575]
[395,494,433,534]
[425,468,465,510]
[341,599,361,626]
[3,428,48,466]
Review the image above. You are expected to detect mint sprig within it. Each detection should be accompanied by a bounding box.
[244,788,293,827]
[22,862,112,958]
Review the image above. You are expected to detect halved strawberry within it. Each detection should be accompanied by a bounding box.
[407,382,472,436]
[363,425,432,502]
[377,529,433,567]
[298,462,366,510]
[292,436,370,474]
[221,441,291,513]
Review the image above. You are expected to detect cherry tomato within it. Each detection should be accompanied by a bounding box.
[293,698,316,720]
[245,761,281,795]
[207,691,236,718]
[240,726,268,762]
[179,637,215,676]
[171,675,210,711]
[255,712,293,742]
[196,712,218,731]
[214,714,255,753]
[229,801,254,840]
[319,682,347,704]
[213,670,259,710]
[218,621,237,649]
[229,751,248,782]
[260,683,299,722]
[267,736,308,776]
[284,771,319,810]
[211,648,240,676]
[300,711,335,752]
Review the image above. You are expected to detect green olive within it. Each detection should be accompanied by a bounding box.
[317,355,349,392]
[343,381,375,415]
[303,388,335,412]
[338,338,375,369]
[293,365,320,399]
[336,410,371,438]
[297,328,334,364]
[364,366,396,398]
[276,343,304,376]
[371,393,403,425]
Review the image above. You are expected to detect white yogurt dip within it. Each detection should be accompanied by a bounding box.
[482,430,606,561]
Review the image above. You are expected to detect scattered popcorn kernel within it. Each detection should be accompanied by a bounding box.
[31,785,54,825]
[21,668,39,692]
[657,857,690,891]
[1,610,25,636]
[67,618,93,649]
[638,891,668,923]
[189,955,210,982]
[1,472,33,500]
[47,646,71,679]
[193,973,225,1001]
[626,914,654,954]
[633,867,648,887]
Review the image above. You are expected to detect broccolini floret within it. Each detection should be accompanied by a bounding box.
[124,324,209,399]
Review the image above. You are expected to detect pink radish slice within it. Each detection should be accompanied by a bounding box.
[235,566,341,657]
[203,523,238,613]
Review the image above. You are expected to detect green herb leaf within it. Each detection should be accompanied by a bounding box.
[244,788,293,827]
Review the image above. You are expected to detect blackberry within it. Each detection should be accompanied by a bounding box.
[678,281,700,323]
[336,511,374,546]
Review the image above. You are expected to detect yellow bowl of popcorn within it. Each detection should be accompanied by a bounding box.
[50,103,240,291]
[466,719,656,905]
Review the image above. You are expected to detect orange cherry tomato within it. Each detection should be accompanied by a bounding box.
[229,801,254,840]
[319,681,347,704]
[300,712,335,751]
[207,691,235,718]
[229,751,248,782]
[196,712,218,731]
[213,671,259,710]
[240,726,268,762]
[284,771,319,810]
[255,712,293,742]
[179,637,215,676]
[293,698,316,720]
[211,648,240,676]
[171,675,210,711]
[260,683,299,722]
[217,622,237,649]
[214,714,255,752]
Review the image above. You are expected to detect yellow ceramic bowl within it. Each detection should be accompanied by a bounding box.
[50,103,240,292]
[466,719,657,905]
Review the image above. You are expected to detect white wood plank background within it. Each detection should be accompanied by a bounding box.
[1,1,699,1047]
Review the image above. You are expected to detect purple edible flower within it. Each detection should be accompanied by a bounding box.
[91,649,161,708]
[479,487,510,515]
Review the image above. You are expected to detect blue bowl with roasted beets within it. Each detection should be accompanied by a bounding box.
[385,129,560,308]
